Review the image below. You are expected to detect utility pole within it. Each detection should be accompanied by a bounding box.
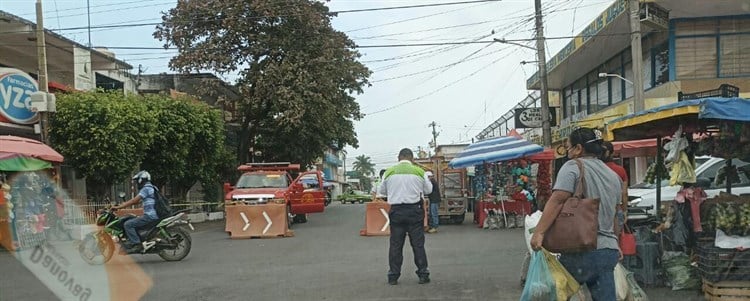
[629,0,645,113]
[534,0,552,147]
[86,0,92,47]
[36,0,50,144]
[428,121,439,151]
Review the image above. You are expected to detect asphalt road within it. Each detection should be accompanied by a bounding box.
[2,202,706,301]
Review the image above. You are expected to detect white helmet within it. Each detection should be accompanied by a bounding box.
[132,170,151,185]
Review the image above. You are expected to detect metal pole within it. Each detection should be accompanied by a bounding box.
[629,0,645,112]
[655,136,662,222]
[534,0,552,147]
[87,0,92,47]
[726,159,733,194]
[36,0,50,144]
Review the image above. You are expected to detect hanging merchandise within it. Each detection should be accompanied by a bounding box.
[664,126,688,164]
[644,161,669,184]
[669,151,696,186]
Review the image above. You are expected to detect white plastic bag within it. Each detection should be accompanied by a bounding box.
[615,263,629,301]
[715,229,750,249]
[524,211,543,254]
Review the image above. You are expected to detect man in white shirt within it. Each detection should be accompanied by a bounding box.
[378,148,433,285]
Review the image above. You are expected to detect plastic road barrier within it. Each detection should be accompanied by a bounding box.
[225,203,290,238]
[360,199,429,236]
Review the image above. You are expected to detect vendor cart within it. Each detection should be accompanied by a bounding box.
[448,136,553,229]
[608,96,750,294]
[0,135,64,251]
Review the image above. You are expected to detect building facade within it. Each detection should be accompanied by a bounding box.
[525,0,750,183]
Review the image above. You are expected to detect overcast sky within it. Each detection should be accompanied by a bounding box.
[2,0,613,171]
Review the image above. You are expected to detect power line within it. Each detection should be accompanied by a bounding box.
[365,48,520,116]
[334,0,502,14]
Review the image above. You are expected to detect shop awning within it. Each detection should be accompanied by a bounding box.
[448,136,544,169]
[612,139,658,158]
[607,97,750,141]
[0,135,64,163]
[0,153,52,171]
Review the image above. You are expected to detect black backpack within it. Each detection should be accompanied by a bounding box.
[147,184,172,219]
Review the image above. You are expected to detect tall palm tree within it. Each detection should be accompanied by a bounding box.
[352,155,375,177]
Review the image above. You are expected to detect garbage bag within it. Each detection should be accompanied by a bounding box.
[543,249,581,301]
[615,263,629,301]
[662,251,701,291]
[520,251,556,301]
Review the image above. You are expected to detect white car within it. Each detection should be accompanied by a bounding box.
[628,157,750,215]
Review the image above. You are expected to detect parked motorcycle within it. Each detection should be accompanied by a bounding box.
[78,193,193,264]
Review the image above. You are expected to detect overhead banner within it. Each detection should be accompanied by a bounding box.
[514,107,558,129]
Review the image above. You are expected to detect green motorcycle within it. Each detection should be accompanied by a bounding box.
[78,203,193,265]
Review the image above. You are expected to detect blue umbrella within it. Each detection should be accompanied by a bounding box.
[449,136,544,169]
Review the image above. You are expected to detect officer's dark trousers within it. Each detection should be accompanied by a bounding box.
[387,203,429,281]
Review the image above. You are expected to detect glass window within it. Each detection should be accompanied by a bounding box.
[563,87,575,117]
[596,76,609,110]
[643,51,652,90]
[719,34,750,77]
[624,61,634,99]
[675,37,717,79]
[653,43,669,86]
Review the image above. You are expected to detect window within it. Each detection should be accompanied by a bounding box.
[675,37,717,79]
[596,76,609,110]
[643,52,652,90]
[563,87,573,118]
[719,34,750,77]
[624,61,634,99]
[653,43,669,86]
[673,17,750,79]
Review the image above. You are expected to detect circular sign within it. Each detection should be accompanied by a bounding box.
[0,69,39,125]
[301,193,314,203]
[555,145,567,157]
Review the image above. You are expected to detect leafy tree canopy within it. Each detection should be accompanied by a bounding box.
[154,0,371,166]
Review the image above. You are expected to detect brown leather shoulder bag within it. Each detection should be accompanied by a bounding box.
[542,159,600,253]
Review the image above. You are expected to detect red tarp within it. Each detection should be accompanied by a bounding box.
[0,135,64,163]
[612,139,657,158]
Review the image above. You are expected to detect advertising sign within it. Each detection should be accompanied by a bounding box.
[0,68,40,124]
[514,107,558,129]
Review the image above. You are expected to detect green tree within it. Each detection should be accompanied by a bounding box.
[50,91,157,199]
[139,95,228,201]
[154,0,370,166]
[352,155,375,177]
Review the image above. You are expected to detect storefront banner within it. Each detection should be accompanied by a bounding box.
[0,68,40,125]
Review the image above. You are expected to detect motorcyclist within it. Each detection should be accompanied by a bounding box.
[113,170,159,253]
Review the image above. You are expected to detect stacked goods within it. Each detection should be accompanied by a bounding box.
[704,201,750,236]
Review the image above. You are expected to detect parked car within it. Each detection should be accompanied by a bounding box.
[337,189,372,204]
[628,157,750,215]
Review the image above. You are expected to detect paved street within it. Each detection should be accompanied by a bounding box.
[3,203,706,301]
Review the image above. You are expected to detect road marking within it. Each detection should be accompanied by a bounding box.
[262,211,272,234]
[379,208,389,232]
[240,212,250,231]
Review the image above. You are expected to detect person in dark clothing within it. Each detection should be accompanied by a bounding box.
[425,171,440,233]
[378,148,433,285]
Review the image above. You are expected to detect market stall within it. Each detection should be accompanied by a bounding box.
[448,136,553,230]
[608,96,750,296]
[0,135,64,251]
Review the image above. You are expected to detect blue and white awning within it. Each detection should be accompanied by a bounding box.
[448,136,544,169]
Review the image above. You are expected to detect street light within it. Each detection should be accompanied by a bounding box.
[598,73,633,85]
